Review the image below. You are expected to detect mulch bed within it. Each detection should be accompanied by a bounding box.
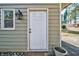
[0,52,27,56]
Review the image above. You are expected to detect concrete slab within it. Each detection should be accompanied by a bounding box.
[62,32,79,47]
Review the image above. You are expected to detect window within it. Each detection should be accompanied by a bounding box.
[1,9,15,30]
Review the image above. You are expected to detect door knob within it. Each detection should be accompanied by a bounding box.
[29,30,31,33]
[29,28,31,30]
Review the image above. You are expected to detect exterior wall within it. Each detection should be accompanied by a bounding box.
[0,4,60,52]
[0,8,27,52]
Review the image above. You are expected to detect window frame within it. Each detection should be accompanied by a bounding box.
[1,9,15,30]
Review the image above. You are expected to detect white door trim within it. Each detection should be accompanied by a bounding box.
[27,8,48,51]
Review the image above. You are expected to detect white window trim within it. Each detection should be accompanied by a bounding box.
[1,9,15,30]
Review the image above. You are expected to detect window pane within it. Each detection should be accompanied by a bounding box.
[4,10,13,28]
[4,10,13,20]
[4,20,13,28]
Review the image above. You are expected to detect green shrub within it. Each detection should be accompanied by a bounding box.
[62,25,66,29]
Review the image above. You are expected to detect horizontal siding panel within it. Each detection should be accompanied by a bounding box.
[49,14,59,17]
[0,46,27,48]
[49,34,60,36]
[48,12,59,16]
[0,4,60,8]
[48,28,60,31]
[49,19,60,24]
[0,38,27,41]
[49,34,60,37]
[50,39,60,44]
[49,24,59,27]
[48,33,60,36]
[49,10,59,14]
[48,23,59,26]
[49,29,60,31]
[0,42,27,45]
[49,40,60,45]
[49,8,59,12]
[15,27,26,30]
[49,23,60,26]
[49,25,60,27]
[49,43,60,47]
[16,23,27,27]
[49,31,60,34]
[49,16,59,20]
[49,30,60,33]
[49,13,59,16]
[49,39,60,43]
[0,35,26,37]
[15,27,26,31]
[0,31,26,35]
[0,30,26,34]
[49,34,59,37]
[49,26,59,30]
[15,20,27,24]
[49,11,60,15]
[49,36,60,39]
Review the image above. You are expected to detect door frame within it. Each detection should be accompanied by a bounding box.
[27,8,49,51]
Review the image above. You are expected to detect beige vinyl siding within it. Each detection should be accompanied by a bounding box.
[48,7,60,48]
[0,4,60,52]
[0,4,59,8]
[0,8,27,52]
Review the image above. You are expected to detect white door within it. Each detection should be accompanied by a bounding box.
[29,10,48,51]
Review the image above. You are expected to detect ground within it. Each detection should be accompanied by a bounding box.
[62,32,79,47]
[61,29,79,56]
